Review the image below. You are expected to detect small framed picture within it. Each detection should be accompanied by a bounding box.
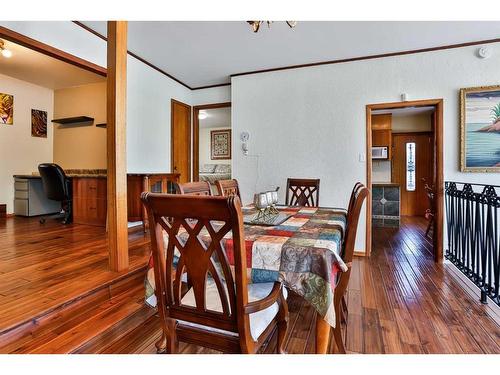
[211,129,231,160]
[460,85,500,172]
[31,109,48,138]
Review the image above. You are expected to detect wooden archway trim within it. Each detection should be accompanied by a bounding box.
[365,99,444,262]
[0,25,107,77]
[192,102,232,182]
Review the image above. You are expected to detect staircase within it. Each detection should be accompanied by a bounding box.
[0,268,156,354]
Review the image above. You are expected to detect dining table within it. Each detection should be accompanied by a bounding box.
[144,205,348,354]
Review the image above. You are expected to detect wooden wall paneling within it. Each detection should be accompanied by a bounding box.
[107,21,129,272]
[72,177,107,226]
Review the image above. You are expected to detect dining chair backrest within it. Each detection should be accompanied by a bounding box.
[141,193,249,337]
[347,182,363,217]
[174,181,212,196]
[342,185,369,263]
[215,179,241,200]
[285,178,320,207]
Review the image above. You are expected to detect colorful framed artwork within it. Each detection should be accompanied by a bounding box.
[460,85,500,172]
[211,129,232,160]
[0,93,14,125]
[31,109,47,138]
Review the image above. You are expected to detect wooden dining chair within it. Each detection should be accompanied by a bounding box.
[215,179,241,200]
[174,181,212,196]
[285,178,320,207]
[141,193,289,354]
[331,184,368,354]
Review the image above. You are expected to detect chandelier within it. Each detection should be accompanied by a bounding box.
[247,21,297,33]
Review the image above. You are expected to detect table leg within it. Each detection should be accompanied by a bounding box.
[315,318,331,354]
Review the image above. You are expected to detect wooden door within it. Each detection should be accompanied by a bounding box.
[171,99,191,183]
[392,133,432,216]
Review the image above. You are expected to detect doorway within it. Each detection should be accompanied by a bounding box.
[171,99,192,183]
[192,102,232,190]
[366,99,444,262]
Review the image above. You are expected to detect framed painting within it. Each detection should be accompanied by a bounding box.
[0,93,14,125]
[460,85,500,172]
[31,109,47,138]
[211,129,232,160]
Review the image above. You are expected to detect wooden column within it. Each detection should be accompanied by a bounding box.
[107,21,129,271]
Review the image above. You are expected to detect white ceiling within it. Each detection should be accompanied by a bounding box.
[0,39,105,89]
[199,107,231,129]
[80,21,500,88]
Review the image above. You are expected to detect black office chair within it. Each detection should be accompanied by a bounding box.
[38,163,72,224]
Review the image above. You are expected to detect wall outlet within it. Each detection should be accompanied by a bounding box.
[359,153,366,162]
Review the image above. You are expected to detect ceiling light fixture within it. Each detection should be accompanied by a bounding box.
[247,21,297,33]
[198,111,208,120]
[0,40,12,58]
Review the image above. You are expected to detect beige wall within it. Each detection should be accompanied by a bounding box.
[53,82,106,169]
[392,112,432,133]
[0,73,54,213]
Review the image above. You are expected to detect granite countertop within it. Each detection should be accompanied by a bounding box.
[14,169,178,179]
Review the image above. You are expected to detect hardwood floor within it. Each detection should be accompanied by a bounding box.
[1,215,498,354]
[78,216,500,354]
[0,216,150,337]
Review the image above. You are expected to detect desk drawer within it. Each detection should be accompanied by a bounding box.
[15,190,29,199]
[72,197,106,226]
[14,180,29,191]
[72,178,107,199]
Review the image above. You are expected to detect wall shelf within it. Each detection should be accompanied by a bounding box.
[52,116,94,125]
[96,123,107,128]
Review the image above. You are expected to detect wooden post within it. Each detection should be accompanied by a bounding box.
[107,21,129,271]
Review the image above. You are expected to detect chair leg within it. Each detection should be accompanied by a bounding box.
[276,288,289,354]
[341,295,348,324]
[332,303,346,354]
[165,318,178,354]
[425,216,433,238]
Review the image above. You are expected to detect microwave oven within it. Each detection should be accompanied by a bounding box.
[372,146,388,159]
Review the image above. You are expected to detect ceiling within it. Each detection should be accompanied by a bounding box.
[80,21,500,88]
[0,39,105,90]
[199,107,231,129]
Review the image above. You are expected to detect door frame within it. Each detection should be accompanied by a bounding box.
[366,99,444,262]
[171,99,192,182]
[192,102,232,182]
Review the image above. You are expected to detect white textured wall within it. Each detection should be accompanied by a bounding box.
[0,74,54,213]
[126,56,191,173]
[0,21,193,174]
[191,86,231,106]
[232,43,500,252]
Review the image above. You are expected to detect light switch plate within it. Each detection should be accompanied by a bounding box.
[359,153,366,162]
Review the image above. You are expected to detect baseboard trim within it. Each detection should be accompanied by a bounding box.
[444,260,500,327]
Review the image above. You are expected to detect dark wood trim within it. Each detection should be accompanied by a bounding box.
[74,21,500,91]
[391,131,433,136]
[191,82,231,90]
[0,25,107,77]
[171,99,192,182]
[366,99,444,262]
[192,102,232,182]
[72,21,192,90]
[231,38,500,79]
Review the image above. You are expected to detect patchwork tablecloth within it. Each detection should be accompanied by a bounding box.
[145,206,348,327]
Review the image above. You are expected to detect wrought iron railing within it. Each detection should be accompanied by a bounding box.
[445,181,500,306]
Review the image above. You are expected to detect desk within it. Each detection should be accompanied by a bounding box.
[13,172,180,227]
